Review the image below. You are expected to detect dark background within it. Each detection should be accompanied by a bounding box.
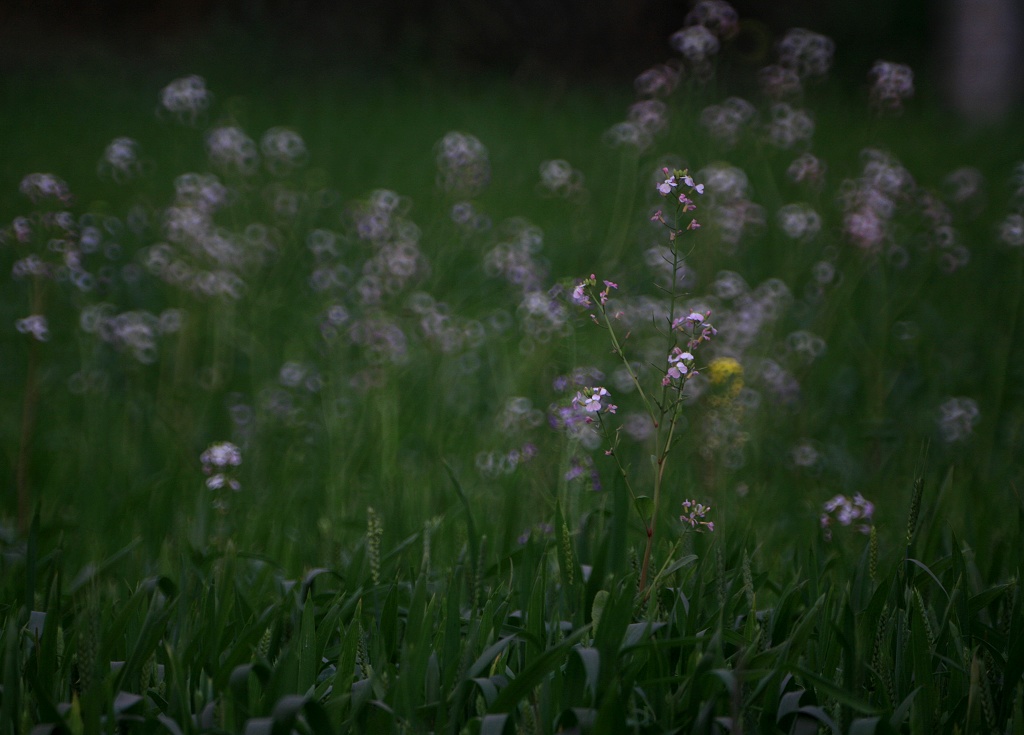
[0,0,1020,122]
[0,0,938,79]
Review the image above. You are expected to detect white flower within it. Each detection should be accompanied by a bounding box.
[201,441,242,468]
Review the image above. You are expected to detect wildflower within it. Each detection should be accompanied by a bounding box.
[707,356,744,404]
[869,61,914,111]
[681,174,705,194]
[200,441,242,492]
[159,75,212,124]
[572,386,617,416]
[206,126,259,176]
[98,137,144,182]
[820,493,874,539]
[998,213,1024,247]
[936,396,980,443]
[686,0,739,38]
[603,121,650,150]
[628,100,669,137]
[777,203,822,240]
[260,127,308,175]
[707,356,742,385]
[680,499,714,531]
[19,173,73,205]
[670,24,721,63]
[758,64,803,100]
[777,28,835,79]
[673,311,705,331]
[766,103,815,149]
[435,131,491,197]
[701,97,759,146]
[664,347,696,384]
[571,279,592,308]
[538,159,585,198]
[599,279,617,305]
[787,152,827,189]
[634,64,681,97]
[16,315,50,342]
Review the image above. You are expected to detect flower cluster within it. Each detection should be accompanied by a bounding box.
[19,173,74,206]
[98,137,146,183]
[260,127,308,175]
[570,273,617,309]
[435,131,490,197]
[664,347,695,384]
[776,28,835,79]
[206,126,260,176]
[700,97,757,147]
[869,61,915,112]
[537,159,586,200]
[572,386,617,416]
[820,493,874,539]
[200,441,243,497]
[15,314,50,342]
[79,304,184,364]
[936,396,981,443]
[672,310,717,348]
[657,168,705,199]
[159,74,212,125]
[680,500,714,531]
[695,162,765,251]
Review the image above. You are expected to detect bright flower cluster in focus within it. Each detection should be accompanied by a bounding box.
[571,385,617,416]
[680,499,714,532]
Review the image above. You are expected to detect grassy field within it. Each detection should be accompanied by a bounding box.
[2,19,1024,734]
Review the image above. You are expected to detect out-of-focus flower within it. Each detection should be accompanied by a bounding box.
[820,493,874,539]
[700,97,757,146]
[537,159,585,199]
[98,137,145,183]
[261,127,308,175]
[998,213,1024,247]
[159,75,212,124]
[200,441,242,492]
[435,131,490,197]
[706,356,743,404]
[776,203,822,240]
[670,24,721,63]
[19,173,73,205]
[686,0,739,38]
[869,61,914,111]
[787,152,827,189]
[765,103,815,149]
[16,314,50,342]
[758,64,803,100]
[634,64,681,97]
[206,126,259,176]
[777,28,835,79]
[937,397,980,443]
[629,99,669,137]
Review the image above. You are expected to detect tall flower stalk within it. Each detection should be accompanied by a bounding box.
[574,169,715,597]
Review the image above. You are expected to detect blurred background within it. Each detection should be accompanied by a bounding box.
[1,0,1021,124]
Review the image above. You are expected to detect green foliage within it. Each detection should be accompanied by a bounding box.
[1,479,1022,733]
[2,15,1024,733]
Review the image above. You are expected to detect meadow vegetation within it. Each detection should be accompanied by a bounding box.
[2,4,1024,732]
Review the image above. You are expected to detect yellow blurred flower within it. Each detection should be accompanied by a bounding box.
[707,357,744,405]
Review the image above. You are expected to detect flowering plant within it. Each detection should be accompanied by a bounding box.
[572,168,715,596]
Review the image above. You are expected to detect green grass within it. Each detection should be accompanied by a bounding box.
[2,32,1024,734]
